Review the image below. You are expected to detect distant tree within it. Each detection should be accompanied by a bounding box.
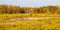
[0,5,59,14]
[38,6,49,13]
[48,6,59,14]
[20,8,25,13]
[0,5,8,14]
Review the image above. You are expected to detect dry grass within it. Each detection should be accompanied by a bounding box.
[0,14,60,30]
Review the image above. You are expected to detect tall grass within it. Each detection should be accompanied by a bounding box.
[0,14,60,30]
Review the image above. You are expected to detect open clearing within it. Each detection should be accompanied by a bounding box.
[0,14,60,30]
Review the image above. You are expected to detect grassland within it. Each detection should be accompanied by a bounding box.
[0,14,60,30]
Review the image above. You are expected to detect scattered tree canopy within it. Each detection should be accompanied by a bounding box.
[0,5,60,14]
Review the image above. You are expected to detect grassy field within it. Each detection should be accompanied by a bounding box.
[0,14,60,30]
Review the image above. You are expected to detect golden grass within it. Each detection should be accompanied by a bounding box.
[0,14,60,30]
[0,14,60,17]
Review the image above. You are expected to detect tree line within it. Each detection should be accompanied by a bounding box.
[0,5,60,14]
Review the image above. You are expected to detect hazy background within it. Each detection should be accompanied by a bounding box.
[0,0,60,7]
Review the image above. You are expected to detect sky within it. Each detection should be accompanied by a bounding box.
[0,0,60,7]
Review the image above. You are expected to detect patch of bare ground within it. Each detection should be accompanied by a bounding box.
[1,16,60,23]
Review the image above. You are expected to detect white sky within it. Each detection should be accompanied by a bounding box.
[0,0,60,7]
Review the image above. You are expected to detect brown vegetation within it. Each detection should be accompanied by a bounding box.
[0,5,60,14]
